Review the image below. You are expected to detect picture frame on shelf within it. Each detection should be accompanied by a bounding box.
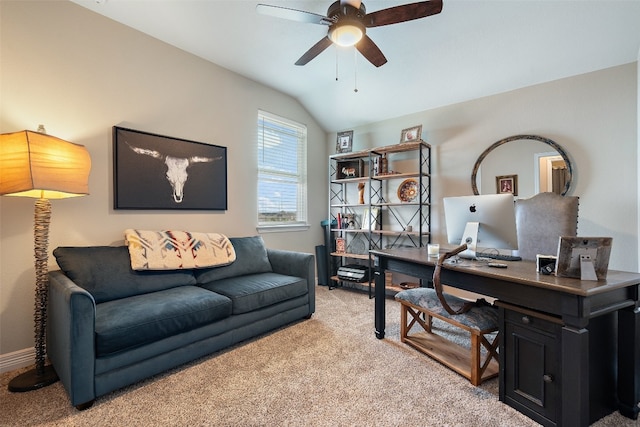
[344,213,357,229]
[336,130,353,153]
[336,159,364,179]
[372,155,380,176]
[361,207,380,230]
[335,237,346,253]
[496,174,518,196]
[400,125,422,143]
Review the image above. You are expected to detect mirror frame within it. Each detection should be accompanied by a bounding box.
[471,134,573,196]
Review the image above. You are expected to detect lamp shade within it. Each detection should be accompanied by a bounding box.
[0,130,91,199]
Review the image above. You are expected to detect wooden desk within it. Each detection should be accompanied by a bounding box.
[371,247,640,427]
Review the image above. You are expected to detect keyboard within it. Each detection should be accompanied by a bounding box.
[477,253,522,262]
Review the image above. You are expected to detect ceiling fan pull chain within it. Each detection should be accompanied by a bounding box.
[335,46,339,81]
[354,48,358,93]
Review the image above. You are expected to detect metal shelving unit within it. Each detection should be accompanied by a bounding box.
[327,140,431,296]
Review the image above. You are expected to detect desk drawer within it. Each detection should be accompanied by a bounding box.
[503,305,562,334]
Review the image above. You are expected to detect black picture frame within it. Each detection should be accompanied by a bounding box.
[113,126,227,210]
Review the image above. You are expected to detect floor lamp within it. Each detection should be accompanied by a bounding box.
[0,129,91,392]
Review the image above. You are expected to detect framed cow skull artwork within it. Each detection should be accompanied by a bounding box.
[113,126,227,210]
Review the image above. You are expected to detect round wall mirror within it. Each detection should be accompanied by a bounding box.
[471,135,573,198]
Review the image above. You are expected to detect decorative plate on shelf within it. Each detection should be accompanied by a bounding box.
[397,178,418,202]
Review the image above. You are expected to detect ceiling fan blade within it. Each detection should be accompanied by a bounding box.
[365,0,443,28]
[295,37,334,66]
[356,35,387,67]
[256,4,331,25]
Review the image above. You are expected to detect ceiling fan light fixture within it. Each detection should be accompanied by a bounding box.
[258,0,443,66]
[329,20,364,47]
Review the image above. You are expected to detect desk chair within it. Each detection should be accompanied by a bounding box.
[514,192,579,261]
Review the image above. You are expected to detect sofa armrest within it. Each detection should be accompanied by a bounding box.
[47,270,97,407]
[267,249,315,315]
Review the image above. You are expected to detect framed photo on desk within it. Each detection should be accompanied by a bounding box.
[555,236,612,280]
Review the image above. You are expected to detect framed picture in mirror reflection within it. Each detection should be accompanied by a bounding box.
[496,174,518,196]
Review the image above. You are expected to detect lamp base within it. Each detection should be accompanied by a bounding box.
[8,364,59,392]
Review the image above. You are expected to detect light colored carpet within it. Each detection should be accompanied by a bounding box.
[1,285,637,426]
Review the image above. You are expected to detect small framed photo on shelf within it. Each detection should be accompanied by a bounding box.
[344,213,356,230]
[400,125,422,143]
[336,130,353,153]
[361,207,380,230]
[496,174,518,196]
[335,237,346,253]
[336,159,364,179]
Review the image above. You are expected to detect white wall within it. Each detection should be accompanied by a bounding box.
[335,63,638,272]
[0,1,327,357]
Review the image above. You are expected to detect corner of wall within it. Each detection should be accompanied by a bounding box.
[637,52,640,271]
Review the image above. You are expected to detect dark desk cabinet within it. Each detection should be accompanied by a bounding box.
[499,303,618,427]
[499,304,562,426]
[372,249,640,427]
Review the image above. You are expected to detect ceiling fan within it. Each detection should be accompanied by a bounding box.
[256,0,443,67]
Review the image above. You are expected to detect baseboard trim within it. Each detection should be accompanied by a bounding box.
[0,348,35,374]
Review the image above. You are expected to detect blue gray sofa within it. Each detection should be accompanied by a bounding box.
[47,236,315,409]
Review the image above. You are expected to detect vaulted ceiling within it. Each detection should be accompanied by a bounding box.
[71,0,640,132]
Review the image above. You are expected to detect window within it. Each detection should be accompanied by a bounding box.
[257,110,308,230]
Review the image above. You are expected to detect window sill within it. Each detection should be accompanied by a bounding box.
[256,224,311,233]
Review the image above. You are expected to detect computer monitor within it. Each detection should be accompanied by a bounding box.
[443,194,518,259]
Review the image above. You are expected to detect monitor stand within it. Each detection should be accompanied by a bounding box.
[458,222,479,259]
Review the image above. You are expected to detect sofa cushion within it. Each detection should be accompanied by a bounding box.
[53,246,197,303]
[199,272,307,314]
[95,286,232,356]
[194,236,272,283]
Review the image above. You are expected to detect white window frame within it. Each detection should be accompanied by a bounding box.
[256,110,309,233]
